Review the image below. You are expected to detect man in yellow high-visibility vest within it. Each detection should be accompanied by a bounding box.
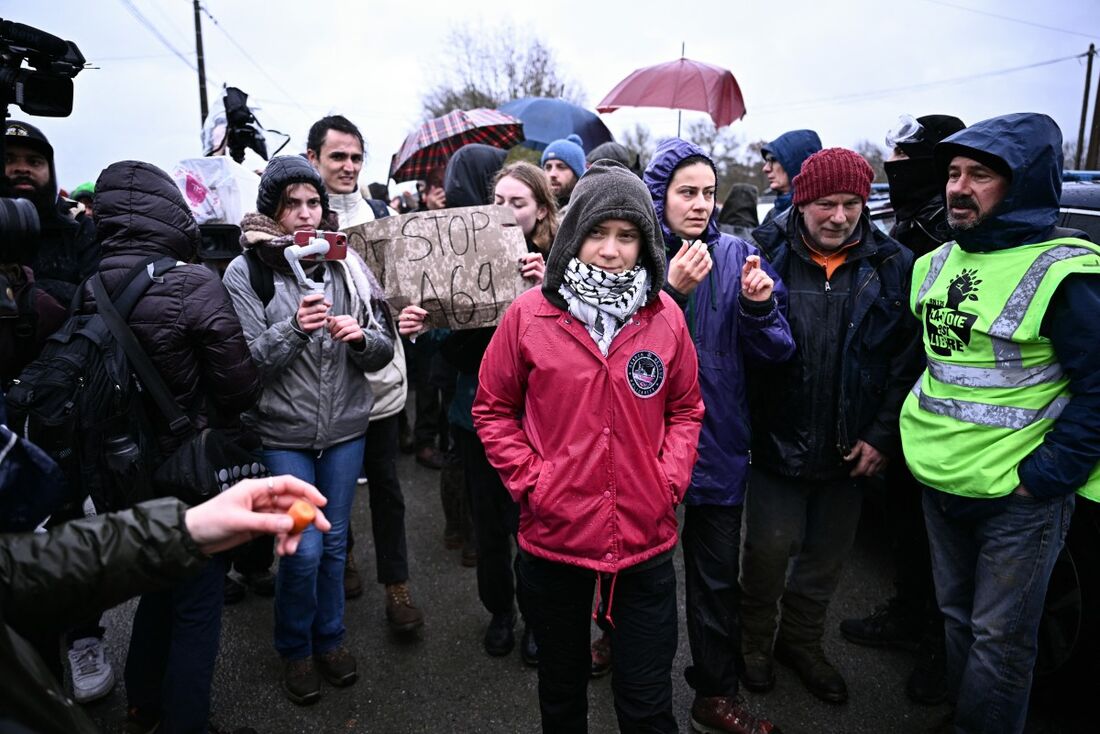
[900,112,1100,734]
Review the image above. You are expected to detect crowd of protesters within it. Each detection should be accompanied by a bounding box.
[1,100,1098,734]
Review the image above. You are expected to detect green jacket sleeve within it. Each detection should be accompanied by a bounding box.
[0,498,208,631]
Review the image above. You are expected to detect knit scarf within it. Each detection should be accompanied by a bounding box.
[558,258,649,356]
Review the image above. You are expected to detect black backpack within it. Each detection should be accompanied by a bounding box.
[5,256,188,513]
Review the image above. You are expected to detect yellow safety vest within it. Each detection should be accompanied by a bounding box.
[900,237,1100,500]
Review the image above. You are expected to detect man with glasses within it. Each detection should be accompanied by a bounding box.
[759,129,822,225]
[840,114,965,707]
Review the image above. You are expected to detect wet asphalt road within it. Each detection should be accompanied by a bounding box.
[82,443,1077,733]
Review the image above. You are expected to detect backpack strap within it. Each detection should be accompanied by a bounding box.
[366,199,390,219]
[91,258,192,436]
[245,249,275,308]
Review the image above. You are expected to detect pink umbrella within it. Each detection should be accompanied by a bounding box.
[597,57,747,133]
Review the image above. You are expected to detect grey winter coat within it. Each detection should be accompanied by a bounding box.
[222,253,394,450]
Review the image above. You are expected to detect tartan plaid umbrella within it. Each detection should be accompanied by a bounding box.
[389,108,524,182]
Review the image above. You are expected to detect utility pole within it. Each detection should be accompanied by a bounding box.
[1088,62,1100,170]
[193,0,208,126]
[1077,44,1095,170]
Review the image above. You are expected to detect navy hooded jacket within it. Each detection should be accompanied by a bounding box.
[762,129,822,220]
[932,113,1100,498]
[644,139,795,506]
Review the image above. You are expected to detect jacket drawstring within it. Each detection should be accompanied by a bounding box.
[592,571,620,630]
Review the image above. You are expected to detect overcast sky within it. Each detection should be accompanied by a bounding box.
[8,0,1100,193]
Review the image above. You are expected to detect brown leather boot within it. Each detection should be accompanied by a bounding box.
[385,582,425,632]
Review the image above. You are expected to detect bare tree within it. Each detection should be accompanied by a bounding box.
[620,123,655,172]
[683,120,768,201]
[421,23,585,119]
[854,139,888,183]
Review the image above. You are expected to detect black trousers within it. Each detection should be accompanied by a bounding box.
[682,503,744,697]
[518,553,678,734]
[884,463,940,627]
[455,426,518,616]
[351,414,409,585]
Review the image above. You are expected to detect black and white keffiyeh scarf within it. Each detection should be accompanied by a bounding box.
[559,257,649,356]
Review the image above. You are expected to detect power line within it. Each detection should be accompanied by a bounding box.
[94,52,192,61]
[918,0,1100,41]
[116,0,196,71]
[198,3,308,115]
[754,53,1084,114]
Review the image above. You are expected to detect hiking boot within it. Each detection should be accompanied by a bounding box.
[282,658,321,705]
[773,640,847,704]
[484,611,515,656]
[242,570,276,597]
[520,625,539,667]
[590,631,611,678]
[416,446,444,470]
[68,636,115,703]
[224,575,246,605]
[906,633,948,705]
[343,555,363,600]
[839,600,922,651]
[443,527,463,549]
[690,695,781,734]
[461,545,478,567]
[315,646,358,687]
[385,582,425,632]
[123,706,158,734]
[740,650,776,693]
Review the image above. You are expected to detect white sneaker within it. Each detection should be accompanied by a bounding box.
[68,637,115,703]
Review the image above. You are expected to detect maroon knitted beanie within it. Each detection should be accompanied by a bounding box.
[791,148,874,206]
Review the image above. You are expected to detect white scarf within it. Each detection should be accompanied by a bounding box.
[558,258,649,356]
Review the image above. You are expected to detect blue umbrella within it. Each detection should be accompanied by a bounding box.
[499,97,614,153]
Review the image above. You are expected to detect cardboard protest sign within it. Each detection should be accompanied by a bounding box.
[345,205,532,330]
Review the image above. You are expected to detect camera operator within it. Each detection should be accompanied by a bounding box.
[4,120,99,307]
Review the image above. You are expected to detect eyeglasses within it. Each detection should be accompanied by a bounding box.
[885,114,924,150]
[763,154,779,165]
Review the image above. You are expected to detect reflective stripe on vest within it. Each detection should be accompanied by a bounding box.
[989,244,1100,365]
[926,356,1064,388]
[910,381,1069,429]
[915,242,955,306]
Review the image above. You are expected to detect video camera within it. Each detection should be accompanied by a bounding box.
[0,18,85,263]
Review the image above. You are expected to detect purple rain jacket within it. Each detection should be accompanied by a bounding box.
[644,139,795,505]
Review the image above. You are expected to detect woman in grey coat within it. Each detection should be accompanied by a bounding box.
[222,156,393,706]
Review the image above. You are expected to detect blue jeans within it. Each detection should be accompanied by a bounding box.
[923,488,1074,734]
[263,436,365,661]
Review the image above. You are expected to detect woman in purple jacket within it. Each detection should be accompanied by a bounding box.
[643,138,794,734]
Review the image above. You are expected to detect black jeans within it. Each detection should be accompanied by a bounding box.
[683,503,743,697]
[518,552,678,734]
[455,426,518,617]
[883,462,939,625]
[740,466,864,649]
[125,555,226,733]
[355,414,409,584]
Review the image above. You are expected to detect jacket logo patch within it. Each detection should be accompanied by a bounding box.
[924,269,980,356]
[626,350,665,398]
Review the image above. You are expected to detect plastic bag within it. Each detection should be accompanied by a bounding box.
[172,156,260,226]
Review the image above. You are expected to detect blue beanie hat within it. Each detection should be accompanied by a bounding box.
[541,134,586,178]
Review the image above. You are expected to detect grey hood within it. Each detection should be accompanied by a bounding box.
[542,160,666,309]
